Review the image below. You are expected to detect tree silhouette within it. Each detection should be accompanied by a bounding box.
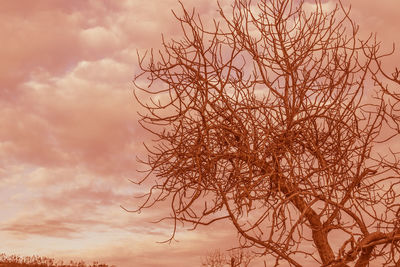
[201,249,254,267]
[132,0,400,266]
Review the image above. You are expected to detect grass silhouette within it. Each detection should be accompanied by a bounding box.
[0,253,115,267]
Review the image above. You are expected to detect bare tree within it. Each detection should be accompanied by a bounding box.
[202,249,226,267]
[202,249,254,267]
[132,0,400,266]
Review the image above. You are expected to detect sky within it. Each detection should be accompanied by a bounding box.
[0,1,399,266]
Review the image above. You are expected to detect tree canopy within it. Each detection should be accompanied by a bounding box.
[133,0,400,266]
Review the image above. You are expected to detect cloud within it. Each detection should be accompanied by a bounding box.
[0,60,140,176]
[2,220,79,239]
[0,165,132,239]
[1,210,93,238]
[0,1,130,99]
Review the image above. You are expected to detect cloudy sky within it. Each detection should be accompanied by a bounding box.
[1,1,399,266]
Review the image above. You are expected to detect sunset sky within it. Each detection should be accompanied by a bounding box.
[1,1,399,266]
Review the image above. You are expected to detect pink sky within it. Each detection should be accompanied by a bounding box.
[1,1,399,266]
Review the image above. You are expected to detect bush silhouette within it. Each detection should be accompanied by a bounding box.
[0,253,115,267]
